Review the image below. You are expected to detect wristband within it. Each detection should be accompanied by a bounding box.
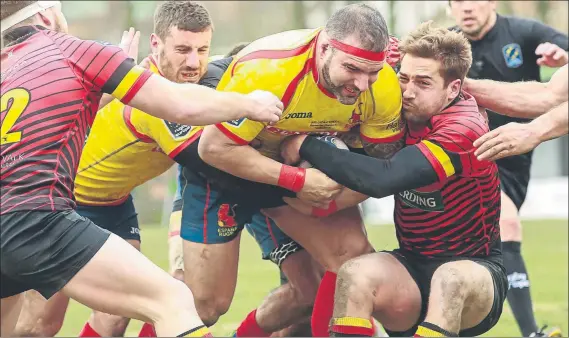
[312,200,338,217]
[278,165,306,192]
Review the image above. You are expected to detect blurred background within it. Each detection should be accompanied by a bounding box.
[57,1,568,336]
[61,0,569,225]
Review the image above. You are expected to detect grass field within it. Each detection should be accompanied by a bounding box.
[56,219,568,337]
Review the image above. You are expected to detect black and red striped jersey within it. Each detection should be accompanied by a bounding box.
[395,92,501,258]
[1,25,152,215]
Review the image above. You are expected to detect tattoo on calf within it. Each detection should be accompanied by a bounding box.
[363,138,405,159]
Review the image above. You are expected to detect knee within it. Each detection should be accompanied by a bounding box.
[431,265,469,301]
[500,217,522,241]
[337,258,377,299]
[190,287,231,327]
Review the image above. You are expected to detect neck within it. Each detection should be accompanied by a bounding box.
[466,12,497,41]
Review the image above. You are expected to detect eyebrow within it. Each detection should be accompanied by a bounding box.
[415,75,434,81]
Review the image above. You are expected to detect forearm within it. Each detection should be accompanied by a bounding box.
[129,76,252,125]
[299,137,438,199]
[98,94,114,111]
[464,78,557,118]
[335,188,369,211]
[530,101,569,142]
[198,129,284,186]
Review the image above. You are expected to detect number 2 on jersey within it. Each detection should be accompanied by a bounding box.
[1,88,30,146]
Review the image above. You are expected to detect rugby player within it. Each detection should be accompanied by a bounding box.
[0,0,284,336]
[465,64,568,160]
[281,21,507,337]
[194,4,405,337]
[9,2,232,337]
[448,1,568,335]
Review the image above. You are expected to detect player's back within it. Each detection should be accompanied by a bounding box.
[2,27,105,213]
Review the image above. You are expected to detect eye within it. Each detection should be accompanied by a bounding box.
[345,64,358,72]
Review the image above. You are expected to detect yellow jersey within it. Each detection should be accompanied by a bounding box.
[74,59,202,206]
[215,28,403,160]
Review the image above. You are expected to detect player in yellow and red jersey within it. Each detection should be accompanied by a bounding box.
[180,4,404,337]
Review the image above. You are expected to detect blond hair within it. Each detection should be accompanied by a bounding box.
[399,21,472,85]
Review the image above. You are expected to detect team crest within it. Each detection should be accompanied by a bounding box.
[163,121,192,140]
[502,43,523,68]
[227,118,246,128]
[217,204,240,237]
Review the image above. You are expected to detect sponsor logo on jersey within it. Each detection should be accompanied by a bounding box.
[227,118,246,127]
[284,112,313,119]
[163,121,192,140]
[398,189,444,212]
[502,43,523,68]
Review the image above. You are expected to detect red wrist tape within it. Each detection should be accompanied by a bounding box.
[312,200,338,217]
[278,165,306,192]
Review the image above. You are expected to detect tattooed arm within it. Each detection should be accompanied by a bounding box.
[362,138,405,159]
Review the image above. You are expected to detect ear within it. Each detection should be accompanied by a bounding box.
[448,78,462,100]
[36,11,54,29]
[150,33,160,55]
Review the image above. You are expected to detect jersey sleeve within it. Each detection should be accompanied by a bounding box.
[415,116,489,183]
[128,108,203,159]
[360,65,405,143]
[213,59,282,145]
[55,36,152,104]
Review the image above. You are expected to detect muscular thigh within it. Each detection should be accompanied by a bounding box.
[262,206,372,271]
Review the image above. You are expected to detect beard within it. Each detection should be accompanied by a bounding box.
[158,49,201,84]
[321,57,360,105]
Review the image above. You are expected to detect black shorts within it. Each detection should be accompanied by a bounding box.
[497,160,530,210]
[76,195,140,242]
[383,249,508,337]
[0,210,110,299]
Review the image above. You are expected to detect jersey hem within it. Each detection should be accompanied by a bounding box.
[215,124,249,145]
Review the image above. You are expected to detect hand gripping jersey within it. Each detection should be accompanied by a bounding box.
[396,93,501,258]
[1,26,151,214]
[215,28,404,160]
[74,57,201,205]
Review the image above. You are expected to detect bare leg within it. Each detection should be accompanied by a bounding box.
[61,233,204,337]
[255,250,321,332]
[422,260,496,335]
[12,290,69,337]
[1,293,24,337]
[183,233,241,326]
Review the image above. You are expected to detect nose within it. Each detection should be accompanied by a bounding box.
[462,1,475,12]
[402,84,415,100]
[185,50,200,69]
[354,74,370,92]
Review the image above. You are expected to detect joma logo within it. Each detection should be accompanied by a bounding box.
[284,112,313,119]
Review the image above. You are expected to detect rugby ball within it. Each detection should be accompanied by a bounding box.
[299,136,349,168]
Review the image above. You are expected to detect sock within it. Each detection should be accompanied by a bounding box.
[177,325,212,337]
[79,322,101,337]
[235,309,270,337]
[329,317,374,337]
[503,241,539,336]
[311,271,337,337]
[139,323,157,337]
[414,322,458,337]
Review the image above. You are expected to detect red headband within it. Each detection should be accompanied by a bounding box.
[329,38,387,62]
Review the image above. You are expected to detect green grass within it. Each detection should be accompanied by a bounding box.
[57,220,568,337]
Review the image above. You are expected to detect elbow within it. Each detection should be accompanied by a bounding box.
[197,137,223,166]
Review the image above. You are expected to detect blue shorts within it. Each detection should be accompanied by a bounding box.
[76,194,140,241]
[178,168,302,266]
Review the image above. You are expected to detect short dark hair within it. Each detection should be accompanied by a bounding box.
[225,42,249,57]
[399,21,472,85]
[325,3,390,52]
[153,1,213,40]
[1,0,36,22]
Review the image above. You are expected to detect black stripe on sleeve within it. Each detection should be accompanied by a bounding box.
[101,58,136,94]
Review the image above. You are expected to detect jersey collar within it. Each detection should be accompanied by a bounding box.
[2,25,44,47]
[148,55,165,77]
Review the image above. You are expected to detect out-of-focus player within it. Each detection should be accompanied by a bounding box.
[0,0,285,336]
[281,21,508,337]
[9,2,235,337]
[448,1,568,335]
[465,64,568,161]
[193,4,404,337]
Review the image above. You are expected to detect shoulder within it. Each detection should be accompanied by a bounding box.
[200,57,233,89]
[367,64,402,108]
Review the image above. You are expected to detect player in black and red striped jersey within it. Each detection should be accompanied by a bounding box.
[0,1,284,336]
[280,22,508,337]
